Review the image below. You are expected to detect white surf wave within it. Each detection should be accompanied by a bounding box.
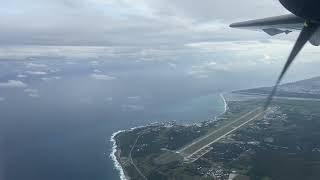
[110,125,157,180]
[220,93,229,114]
[110,130,126,180]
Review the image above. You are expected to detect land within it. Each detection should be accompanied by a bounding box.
[112,77,320,180]
[235,76,320,100]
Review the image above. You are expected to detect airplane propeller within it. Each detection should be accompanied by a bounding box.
[264,22,319,109]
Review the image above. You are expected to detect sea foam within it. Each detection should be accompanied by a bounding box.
[110,125,153,180]
[110,130,126,180]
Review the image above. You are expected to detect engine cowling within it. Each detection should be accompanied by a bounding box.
[309,28,320,46]
[279,0,320,22]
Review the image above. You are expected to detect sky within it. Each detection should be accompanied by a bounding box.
[1,0,286,46]
[1,0,320,82]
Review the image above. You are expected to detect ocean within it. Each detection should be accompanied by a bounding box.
[2,91,225,180]
[1,59,227,180]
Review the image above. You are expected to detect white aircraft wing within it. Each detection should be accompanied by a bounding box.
[230,14,305,36]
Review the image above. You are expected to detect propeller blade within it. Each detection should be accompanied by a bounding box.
[264,22,318,109]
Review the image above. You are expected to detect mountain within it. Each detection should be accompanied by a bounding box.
[235,76,320,99]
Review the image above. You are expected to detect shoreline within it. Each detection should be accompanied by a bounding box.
[110,130,127,180]
[110,124,163,180]
[110,93,229,180]
[220,93,229,115]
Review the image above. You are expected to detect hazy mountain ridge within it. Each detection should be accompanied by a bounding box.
[235,76,320,98]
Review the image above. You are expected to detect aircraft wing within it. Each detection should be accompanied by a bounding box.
[230,14,305,36]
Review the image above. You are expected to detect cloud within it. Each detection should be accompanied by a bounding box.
[0,80,27,88]
[0,0,318,80]
[23,88,40,98]
[0,46,120,60]
[0,0,287,48]
[168,63,177,69]
[0,97,5,101]
[24,88,38,93]
[186,40,291,53]
[122,104,145,111]
[0,1,298,63]
[26,71,47,75]
[106,97,113,104]
[90,61,99,66]
[28,93,40,98]
[187,40,320,63]
[41,76,61,81]
[190,61,249,75]
[17,74,27,78]
[127,96,141,100]
[90,74,116,81]
[26,62,48,68]
[93,69,102,73]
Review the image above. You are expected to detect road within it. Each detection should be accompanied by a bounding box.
[129,133,149,180]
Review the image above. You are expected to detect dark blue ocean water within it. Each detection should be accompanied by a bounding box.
[0,60,227,180]
[1,90,225,180]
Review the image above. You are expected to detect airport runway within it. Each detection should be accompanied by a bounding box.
[178,107,266,163]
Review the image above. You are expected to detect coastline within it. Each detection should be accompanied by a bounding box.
[110,124,161,180]
[212,93,228,121]
[110,130,127,180]
[110,93,229,180]
[220,93,229,115]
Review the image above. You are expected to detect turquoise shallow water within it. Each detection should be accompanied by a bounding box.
[152,94,225,123]
[110,93,226,179]
[161,94,226,123]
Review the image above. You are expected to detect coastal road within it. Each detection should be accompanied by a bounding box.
[178,107,266,163]
[129,134,149,180]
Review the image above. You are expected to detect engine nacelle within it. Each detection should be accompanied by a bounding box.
[279,0,320,22]
[309,28,320,46]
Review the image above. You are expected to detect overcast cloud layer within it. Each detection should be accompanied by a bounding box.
[1,0,287,47]
[1,0,320,80]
